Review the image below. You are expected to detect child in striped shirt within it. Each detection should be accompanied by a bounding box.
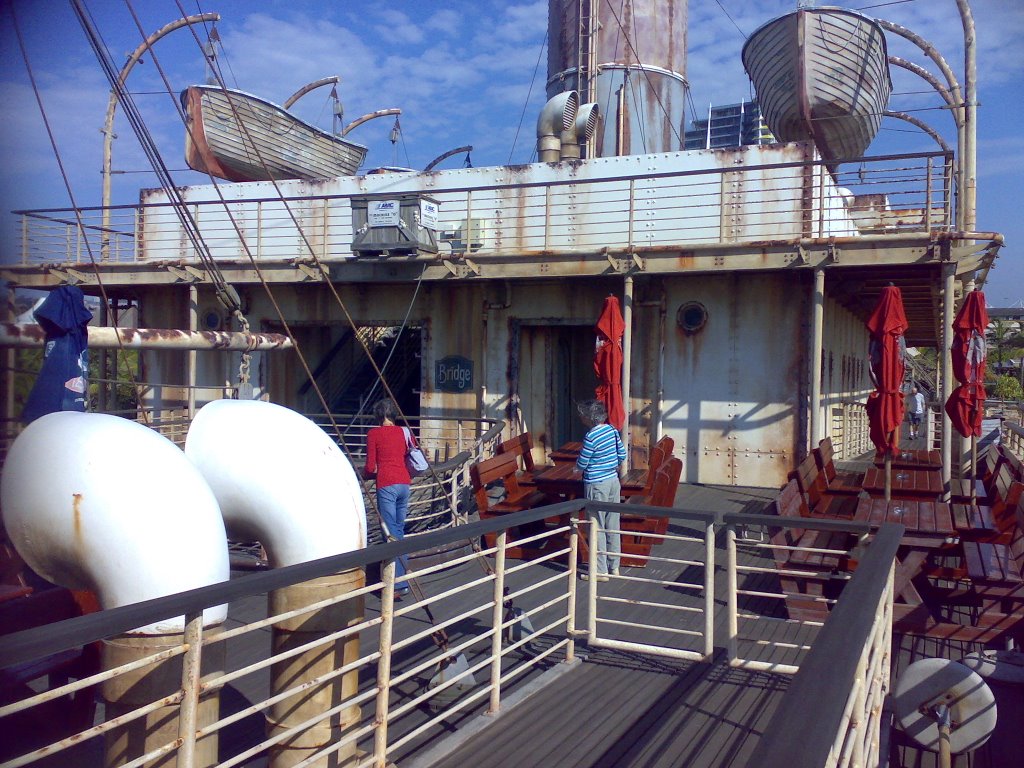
[576,399,626,580]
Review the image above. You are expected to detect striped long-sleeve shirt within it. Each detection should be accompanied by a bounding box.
[575,423,626,483]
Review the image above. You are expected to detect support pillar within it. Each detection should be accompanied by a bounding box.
[941,264,956,499]
[809,267,825,452]
[622,276,634,465]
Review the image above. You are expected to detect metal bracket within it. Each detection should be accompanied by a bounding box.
[295,262,323,281]
[827,240,839,264]
[166,265,206,283]
[47,267,88,285]
[794,244,808,265]
[442,258,480,278]
[605,253,644,273]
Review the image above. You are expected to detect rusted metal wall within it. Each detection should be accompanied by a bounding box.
[547,0,687,155]
[660,273,804,486]
[130,272,854,490]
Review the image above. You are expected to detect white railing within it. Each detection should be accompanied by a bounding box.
[830,401,871,460]
[0,503,896,768]
[13,151,953,267]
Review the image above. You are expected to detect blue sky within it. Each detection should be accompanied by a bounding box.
[1,0,1021,305]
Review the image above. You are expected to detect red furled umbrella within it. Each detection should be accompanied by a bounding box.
[865,285,908,462]
[594,295,626,430]
[944,290,988,439]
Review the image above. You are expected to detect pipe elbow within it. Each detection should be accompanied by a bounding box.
[185,400,366,569]
[537,91,579,161]
[0,412,230,633]
[575,102,600,142]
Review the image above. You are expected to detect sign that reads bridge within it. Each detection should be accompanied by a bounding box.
[435,356,473,393]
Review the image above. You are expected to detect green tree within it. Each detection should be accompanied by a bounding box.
[989,374,1023,402]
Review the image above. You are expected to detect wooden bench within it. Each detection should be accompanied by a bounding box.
[470,452,551,554]
[0,586,101,733]
[496,431,551,488]
[948,491,1024,615]
[813,437,863,495]
[892,603,1024,643]
[789,452,859,519]
[952,472,1022,544]
[768,479,855,622]
[621,435,675,499]
[619,457,683,566]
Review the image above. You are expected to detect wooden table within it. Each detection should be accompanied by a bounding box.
[854,497,957,605]
[862,466,943,499]
[873,448,941,470]
[548,441,582,465]
[532,463,585,499]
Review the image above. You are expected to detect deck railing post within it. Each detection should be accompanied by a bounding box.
[726,524,738,665]
[176,610,205,768]
[704,520,716,658]
[587,516,599,639]
[565,513,580,662]
[372,558,397,767]
[487,530,507,715]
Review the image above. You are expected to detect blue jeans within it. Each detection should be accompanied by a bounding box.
[377,484,410,582]
[585,475,621,575]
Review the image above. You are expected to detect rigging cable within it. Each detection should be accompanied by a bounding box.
[157,0,464,533]
[9,2,150,422]
[507,28,547,164]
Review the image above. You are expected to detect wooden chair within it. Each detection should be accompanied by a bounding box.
[789,453,859,519]
[813,437,863,495]
[952,473,1022,544]
[621,435,675,498]
[619,458,683,567]
[470,453,550,555]
[496,431,551,487]
[767,479,855,622]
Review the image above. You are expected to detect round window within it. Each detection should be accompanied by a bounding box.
[676,301,708,335]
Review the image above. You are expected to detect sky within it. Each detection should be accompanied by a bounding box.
[0,0,1021,304]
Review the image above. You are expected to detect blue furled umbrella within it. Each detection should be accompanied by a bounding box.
[21,286,92,424]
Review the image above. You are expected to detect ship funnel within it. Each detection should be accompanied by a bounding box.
[0,411,230,633]
[184,399,367,567]
[561,102,600,159]
[537,90,579,162]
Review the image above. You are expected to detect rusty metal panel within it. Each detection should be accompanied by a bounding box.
[660,273,802,486]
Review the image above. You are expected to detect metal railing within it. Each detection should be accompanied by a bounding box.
[11,151,953,267]
[1003,419,1024,461]
[748,524,902,768]
[0,503,899,768]
[830,400,871,460]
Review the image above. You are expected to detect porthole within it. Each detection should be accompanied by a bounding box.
[676,301,708,335]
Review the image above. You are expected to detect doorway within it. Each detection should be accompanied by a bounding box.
[517,324,594,454]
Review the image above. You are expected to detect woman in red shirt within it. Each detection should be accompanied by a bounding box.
[364,398,413,595]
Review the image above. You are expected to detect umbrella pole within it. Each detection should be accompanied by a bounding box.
[884,453,892,504]
[970,433,978,503]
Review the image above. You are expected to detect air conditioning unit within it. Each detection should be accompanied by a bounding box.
[440,218,488,254]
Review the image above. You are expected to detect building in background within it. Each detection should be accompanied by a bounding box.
[684,100,775,150]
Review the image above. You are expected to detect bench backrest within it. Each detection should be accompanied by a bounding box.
[470,452,523,513]
[771,479,812,558]
[790,452,825,508]
[497,432,537,472]
[979,443,1003,484]
[649,457,683,507]
[815,437,839,484]
[640,436,675,495]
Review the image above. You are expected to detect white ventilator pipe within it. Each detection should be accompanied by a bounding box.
[185,400,368,768]
[184,399,367,566]
[0,411,229,633]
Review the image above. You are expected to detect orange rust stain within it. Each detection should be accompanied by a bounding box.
[72,493,83,542]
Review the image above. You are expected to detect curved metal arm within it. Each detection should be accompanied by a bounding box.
[888,56,955,111]
[341,108,402,136]
[423,145,473,172]
[282,76,340,111]
[882,111,951,153]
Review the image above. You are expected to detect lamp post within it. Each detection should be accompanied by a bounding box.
[100,12,219,259]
